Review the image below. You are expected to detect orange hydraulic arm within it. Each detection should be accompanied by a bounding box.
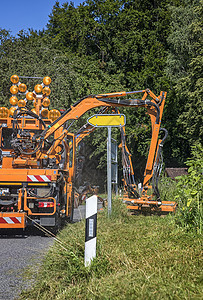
[38,89,161,147]
[25,88,173,211]
[37,89,164,185]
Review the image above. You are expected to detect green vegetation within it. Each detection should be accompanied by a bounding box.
[20,198,202,300]
[174,143,203,234]
[159,143,203,234]
[165,0,203,164]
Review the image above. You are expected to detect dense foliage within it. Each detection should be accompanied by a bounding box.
[165,0,203,164]
[174,143,202,234]
[159,143,203,233]
[0,0,202,178]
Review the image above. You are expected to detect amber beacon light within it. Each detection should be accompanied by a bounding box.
[19,83,27,93]
[9,107,17,116]
[43,86,51,96]
[34,84,43,94]
[10,85,18,94]
[9,96,18,106]
[48,109,61,121]
[10,75,19,84]
[43,76,51,85]
[41,108,49,118]
[42,97,50,107]
[26,92,34,101]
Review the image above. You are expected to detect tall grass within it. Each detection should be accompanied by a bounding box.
[20,197,202,300]
[159,176,177,202]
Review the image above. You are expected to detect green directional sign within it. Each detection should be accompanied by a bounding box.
[87,114,126,127]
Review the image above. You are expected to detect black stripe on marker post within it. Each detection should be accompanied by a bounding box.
[85,213,97,242]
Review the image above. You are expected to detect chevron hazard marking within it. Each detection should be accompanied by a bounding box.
[0,217,21,224]
[27,175,51,182]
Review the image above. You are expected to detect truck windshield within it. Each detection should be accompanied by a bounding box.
[1,128,13,149]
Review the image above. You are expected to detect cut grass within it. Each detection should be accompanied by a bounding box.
[20,198,202,299]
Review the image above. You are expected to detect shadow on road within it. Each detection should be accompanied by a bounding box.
[0,226,51,238]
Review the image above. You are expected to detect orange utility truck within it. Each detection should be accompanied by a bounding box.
[0,75,76,232]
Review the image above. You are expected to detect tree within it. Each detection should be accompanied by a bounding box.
[165,0,203,163]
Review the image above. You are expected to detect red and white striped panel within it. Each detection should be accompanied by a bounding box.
[0,217,22,224]
[38,202,54,208]
[81,194,87,202]
[27,175,51,182]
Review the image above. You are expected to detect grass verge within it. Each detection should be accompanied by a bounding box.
[20,198,202,299]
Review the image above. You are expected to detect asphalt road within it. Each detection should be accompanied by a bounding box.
[0,229,54,300]
[0,200,103,300]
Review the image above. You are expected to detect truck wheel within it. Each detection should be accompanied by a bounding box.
[44,212,61,235]
[52,212,61,234]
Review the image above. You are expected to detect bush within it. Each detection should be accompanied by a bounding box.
[174,143,202,234]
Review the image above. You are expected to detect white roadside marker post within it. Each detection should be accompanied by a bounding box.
[85,195,97,267]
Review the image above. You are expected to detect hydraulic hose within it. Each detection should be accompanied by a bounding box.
[98,98,160,124]
[14,109,47,128]
[120,126,140,198]
[152,128,168,199]
[158,91,165,106]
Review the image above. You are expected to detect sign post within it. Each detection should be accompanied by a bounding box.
[107,127,112,216]
[88,114,126,216]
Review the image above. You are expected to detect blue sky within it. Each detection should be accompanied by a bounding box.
[0,0,84,36]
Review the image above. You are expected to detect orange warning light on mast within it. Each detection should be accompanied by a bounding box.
[19,83,27,93]
[10,85,18,94]
[10,75,19,84]
[43,76,51,85]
